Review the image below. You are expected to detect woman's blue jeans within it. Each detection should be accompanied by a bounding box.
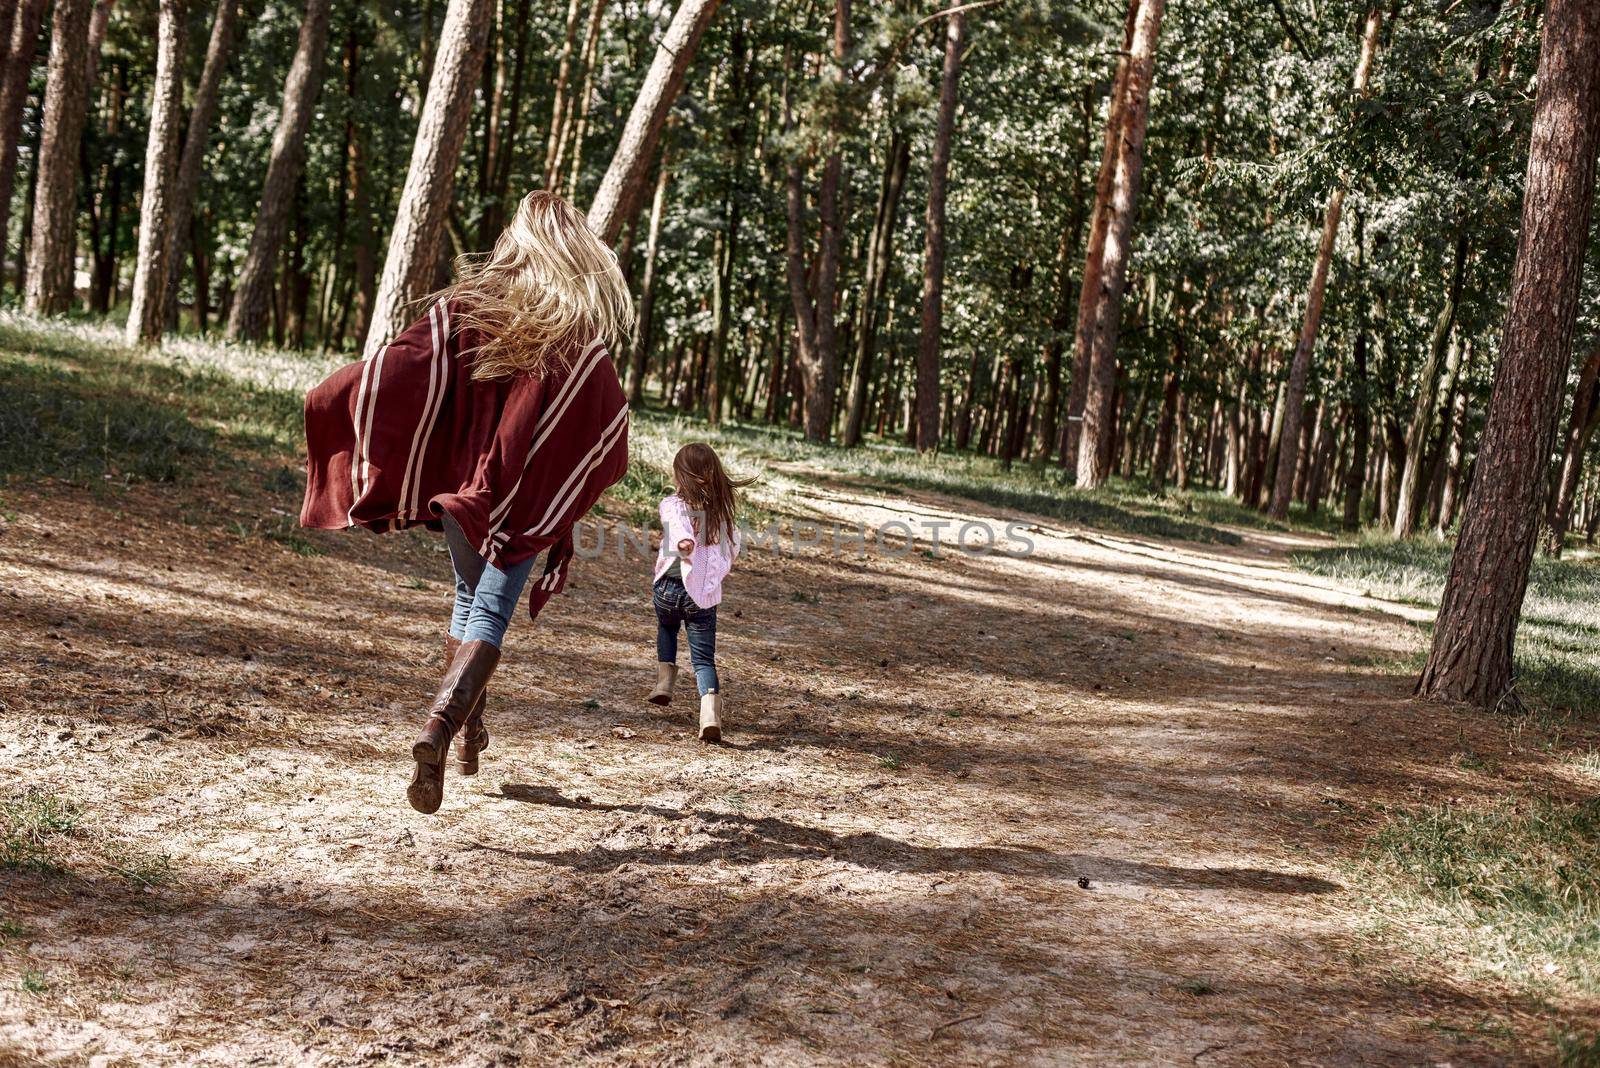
[653,576,718,695]
[443,513,534,647]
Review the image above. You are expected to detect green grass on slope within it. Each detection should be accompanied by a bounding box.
[1292,535,1600,719]
[0,314,335,486]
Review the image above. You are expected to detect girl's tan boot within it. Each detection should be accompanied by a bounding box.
[648,662,677,705]
[698,692,722,742]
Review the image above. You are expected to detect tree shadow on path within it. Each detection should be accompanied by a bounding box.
[490,784,1341,895]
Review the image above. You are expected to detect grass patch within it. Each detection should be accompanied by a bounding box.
[0,786,173,887]
[0,789,82,873]
[1292,535,1600,718]
[1367,797,1600,994]
[0,314,336,487]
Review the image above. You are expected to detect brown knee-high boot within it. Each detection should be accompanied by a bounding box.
[446,636,490,775]
[407,640,501,814]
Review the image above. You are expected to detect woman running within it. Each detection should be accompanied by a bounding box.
[300,191,633,815]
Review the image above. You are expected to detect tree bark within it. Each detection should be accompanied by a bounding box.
[1417,0,1600,709]
[0,0,48,278]
[1394,230,1469,536]
[627,146,671,404]
[843,131,910,447]
[541,0,584,187]
[163,0,239,330]
[225,0,332,340]
[362,0,493,358]
[1344,330,1369,530]
[914,6,966,452]
[587,0,724,245]
[24,0,95,314]
[1075,0,1166,487]
[1063,4,1140,472]
[1545,346,1600,555]
[126,0,188,346]
[1267,6,1383,518]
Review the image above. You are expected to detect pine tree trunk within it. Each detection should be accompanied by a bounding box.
[1544,346,1600,555]
[554,0,606,198]
[126,0,188,346]
[362,0,493,358]
[1394,232,1469,535]
[1063,5,1140,472]
[1041,87,1093,464]
[0,0,48,278]
[24,0,95,314]
[541,0,584,187]
[627,147,671,404]
[163,0,238,330]
[587,0,723,245]
[226,0,332,340]
[843,131,909,447]
[1267,7,1382,518]
[1075,0,1165,488]
[1418,0,1600,707]
[1151,334,1186,490]
[914,6,966,452]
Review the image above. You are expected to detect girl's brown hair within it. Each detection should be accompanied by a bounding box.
[672,443,754,546]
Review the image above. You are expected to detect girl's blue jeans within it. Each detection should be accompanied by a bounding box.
[443,513,534,647]
[653,576,719,695]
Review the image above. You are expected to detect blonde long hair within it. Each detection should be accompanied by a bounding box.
[438,191,634,379]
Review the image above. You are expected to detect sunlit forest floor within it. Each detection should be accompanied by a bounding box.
[2,314,1598,1065]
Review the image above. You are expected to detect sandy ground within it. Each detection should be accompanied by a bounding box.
[0,461,1589,1066]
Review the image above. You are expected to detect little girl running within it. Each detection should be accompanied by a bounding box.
[648,443,749,741]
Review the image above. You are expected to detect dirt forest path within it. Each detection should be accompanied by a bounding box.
[0,461,1564,1065]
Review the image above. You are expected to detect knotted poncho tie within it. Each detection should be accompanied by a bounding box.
[299,299,629,619]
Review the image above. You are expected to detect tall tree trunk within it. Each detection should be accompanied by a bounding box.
[843,131,910,447]
[1040,87,1093,464]
[1151,330,1186,490]
[85,0,116,91]
[126,0,188,346]
[1394,230,1469,536]
[914,6,966,452]
[1075,0,1166,488]
[1344,335,1369,530]
[627,146,671,404]
[587,0,723,245]
[541,0,584,186]
[0,0,48,279]
[362,0,494,358]
[1545,346,1600,555]
[1417,0,1600,708]
[347,36,378,345]
[24,0,95,314]
[1267,6,1383,518]
[553,0,606,197]
[480,0,532,243]
[1063,3,1141,472]
[225,0,333,340]
[163,0,239,330]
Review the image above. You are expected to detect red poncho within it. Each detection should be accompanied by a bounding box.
[300,299,629,619]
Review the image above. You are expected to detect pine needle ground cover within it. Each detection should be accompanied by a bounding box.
[3,316,1599,1062]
